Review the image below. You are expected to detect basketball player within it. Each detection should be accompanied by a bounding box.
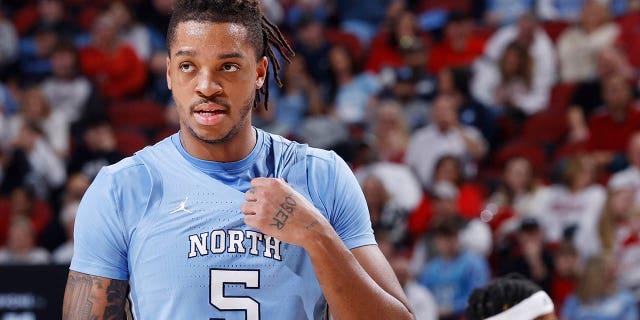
[466,275,556,320]
[61,1,414,319]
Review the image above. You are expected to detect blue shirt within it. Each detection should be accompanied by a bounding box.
[70,128,376,319]
[562,290,639,320]
[417,251,489,315]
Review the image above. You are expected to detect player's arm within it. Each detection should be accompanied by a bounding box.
[242,178,414,320]
[62,270,128,320]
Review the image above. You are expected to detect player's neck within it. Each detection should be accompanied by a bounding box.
[180,126,257,162]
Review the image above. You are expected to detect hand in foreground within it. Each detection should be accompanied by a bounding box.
[240,177,329,247]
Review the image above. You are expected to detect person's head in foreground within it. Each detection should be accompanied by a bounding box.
[466,274,556,320]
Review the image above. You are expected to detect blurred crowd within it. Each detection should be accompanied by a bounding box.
[2,0,640,319]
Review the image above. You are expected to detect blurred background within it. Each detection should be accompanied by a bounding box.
[2,0,640,319]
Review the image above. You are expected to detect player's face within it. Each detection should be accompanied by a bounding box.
[167,21,267,145]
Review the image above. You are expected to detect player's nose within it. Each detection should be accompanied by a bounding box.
[195,69,223,97]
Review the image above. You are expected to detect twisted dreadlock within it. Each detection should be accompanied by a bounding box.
[465,274,544,320]
[166,0,294,110]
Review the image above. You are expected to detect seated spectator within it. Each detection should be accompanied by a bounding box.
[41,40,94,124]
[466,274,556,320]
[417,217,490,320]
[557,0,619,83]
[327,44,381,125]
[0,14,18,76]
[292,15,332,86]
[494,217,555,293]
[609,131,640,205]
[586,74,640,170]
[562,254,639,320]
[361,174,411,247]
[486,156,542,236]
[109,1,153,62]
[472,40,550,119]
[365,10,431,73]
[336,0,390,46]
[67,117,123,180]
[405,94,487,189]
[270,56,320,137]
[483,0,535,26]
[7,85,69,157]
[438,66,497,146]
[18,24,59,85]
[429,10,485,74]
[0,216,50,265]
[369,99,411,163]
[529,154,606,258]
[390,253,437,320]
[52,201,78,264]
[551,242,581,312]
[429,155,484,220]
[566,47,634,142]
[0,186,52,246]
[79,11,147,101]
[483,12,556,94]
[5,123,66,199]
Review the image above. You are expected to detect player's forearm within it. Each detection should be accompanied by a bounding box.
[303,227,414,320]
[62,271,128,320]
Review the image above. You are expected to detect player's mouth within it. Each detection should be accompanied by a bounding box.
[193,104,228,126]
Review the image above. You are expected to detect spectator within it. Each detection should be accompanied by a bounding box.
[483,13,557,95]
[51,201,78,264]
[586,74,640,170]
[369,99,411,163]
[609,131,640,204]
[529,154,606,259]
[0,216,50,265]
[41,40,94,125]
[429,155,484,220]
[557,0,619,83]
[109,1,153,62]
[67,118,122,180]
[361,174,410,247]
[551,241,581,312]
[472,40,550,119]
[562,254,639,320]
[486,156,541,236]
[390,253,437,320]
[438,66,497,146]
[7,85,69,157]
[18,24,59,85]
[616,2,640,70]
[0,14,18,75]
[405,94,487,188]
[0,186,52,246]
[567,47,634,142]
[79,11,147,101]
[327,44,381,125]
[494,217,555,293]
[5,122,66,199]
[429,10,485,74]
[292,15,332,86]
[365,10,431,74]
[417,217,490,320]
[336,0,390,46]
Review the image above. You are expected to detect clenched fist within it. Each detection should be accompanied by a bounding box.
[240,177,330,248]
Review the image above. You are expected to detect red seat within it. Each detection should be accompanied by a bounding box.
[549,82,577,110]
[417,0,471,13]
[108,99,167,131]
[542,21,570,43]
[521,109,569,145]
[114,129,149,156]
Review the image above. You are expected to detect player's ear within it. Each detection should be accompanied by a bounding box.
[256,56,268,89]
[166,56,172,90]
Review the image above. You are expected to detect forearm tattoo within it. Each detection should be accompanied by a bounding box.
[63,271,128,320]
[270,194,297,230]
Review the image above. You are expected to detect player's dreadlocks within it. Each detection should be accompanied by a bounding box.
[465,274,543,320]
[166,0,294,109]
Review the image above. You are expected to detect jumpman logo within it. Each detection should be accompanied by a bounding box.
[170,196,193,214]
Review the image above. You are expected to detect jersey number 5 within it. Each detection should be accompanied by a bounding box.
[210,269,260,320]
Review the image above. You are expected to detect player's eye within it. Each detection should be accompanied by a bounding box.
[222,64,239,72]
[179,62,195,73]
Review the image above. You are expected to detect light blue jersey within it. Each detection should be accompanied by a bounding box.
[70,128,376,319]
